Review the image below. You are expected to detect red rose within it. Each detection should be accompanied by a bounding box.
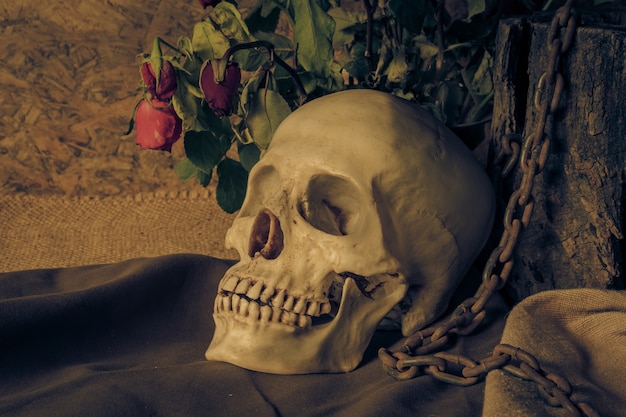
[198,0,222,8]
[141,60,177,101]
[199,60,241,117]
[135,99,183,152]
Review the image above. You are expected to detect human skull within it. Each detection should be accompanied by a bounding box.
[205,90,494,374]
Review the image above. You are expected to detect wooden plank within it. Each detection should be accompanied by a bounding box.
[491,16,626,302]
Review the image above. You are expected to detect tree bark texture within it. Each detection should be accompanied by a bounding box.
[490,15,626,302]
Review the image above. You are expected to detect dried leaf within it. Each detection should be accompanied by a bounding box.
[246,88,291,149]
[293,0,335,78]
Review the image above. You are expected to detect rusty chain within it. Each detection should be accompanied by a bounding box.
[379,2,600,416]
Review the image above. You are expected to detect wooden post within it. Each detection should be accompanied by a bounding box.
[490,15,626,302]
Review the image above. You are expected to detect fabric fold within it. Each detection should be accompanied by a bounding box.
[0,254,508,417]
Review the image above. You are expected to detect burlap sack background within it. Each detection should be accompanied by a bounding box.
[0,192,237,272]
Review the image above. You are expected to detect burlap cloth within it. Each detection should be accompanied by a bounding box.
[483,288,626,417]
[0,191,238,272]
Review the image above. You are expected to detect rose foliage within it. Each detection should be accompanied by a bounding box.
[128,0,558,213]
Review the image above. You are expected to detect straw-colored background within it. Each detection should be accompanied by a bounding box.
[0,0,271,271]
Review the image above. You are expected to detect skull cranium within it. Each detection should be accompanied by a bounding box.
[205,90,494,374]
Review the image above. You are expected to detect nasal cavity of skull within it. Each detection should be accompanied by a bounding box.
[248,208,284,259]
[297,175,363,236]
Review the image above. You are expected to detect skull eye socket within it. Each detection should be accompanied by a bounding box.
[297,174,364,236]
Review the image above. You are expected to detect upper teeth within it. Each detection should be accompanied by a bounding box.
[215,276,333,328]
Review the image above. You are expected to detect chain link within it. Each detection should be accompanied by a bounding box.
[379,2,599,416]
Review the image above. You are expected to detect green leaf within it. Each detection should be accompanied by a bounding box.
[234,45,272,72]
[446,13,490,43]
[238,142,261,172]
[444,0,485,22]
[245,0,282,33]
[435,82,450,124]
[341,42,369,80]
[464,89,493,124]
[124,97,143,135]
[196,99,234,134]
[388,0,432,34]
[471,51,493,96]
[177,36,194,61]
[386,46,411,83]
[467,0,486,19]
[192,19,230,62]
[172,78,203,131]
[175,158,199,182]
[273,68,307,99]
[321,62,346,92]
[246,88,292,149]
[391,89,416,101]
[217,158,248,213]
[327,7,363,48]
[218,132,234,155]
[373,35,392,81]
[214,2,252,43]
[196,170,213,187]
[445,0,469,22]
[184,130,223,174]
[292,0,335,78]
[445,42,473,53]
[421,102,446,124]
[239,69,269,113]
[437,80,466,126]
[462,49,493,99]
[413,35,439,60]
[253,31,294,61]
[294,70,318,95]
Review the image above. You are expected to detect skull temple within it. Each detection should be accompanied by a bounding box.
[205,90,495,374]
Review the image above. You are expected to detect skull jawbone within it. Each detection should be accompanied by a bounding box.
[205,278,407,374]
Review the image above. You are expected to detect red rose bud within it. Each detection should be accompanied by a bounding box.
[198,0,222,8]
[135,98,183,152]
[199,60,241,117]
[141,60,177,101]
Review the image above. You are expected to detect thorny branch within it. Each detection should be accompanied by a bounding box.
[362,0,378,73]
[222,40,308,102]
[435,0,446,83]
